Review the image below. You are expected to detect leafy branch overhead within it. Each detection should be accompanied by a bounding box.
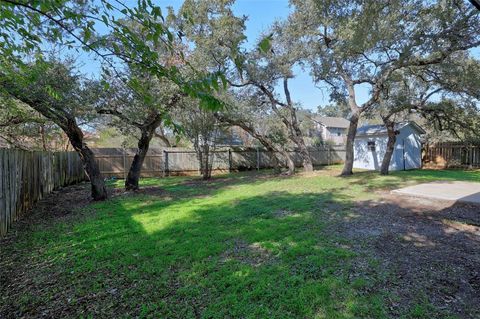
[0,0,227,110]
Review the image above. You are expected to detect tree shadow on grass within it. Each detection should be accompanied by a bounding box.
[2,174,479,319]
[109,169,299,202]
[1,190,387,319]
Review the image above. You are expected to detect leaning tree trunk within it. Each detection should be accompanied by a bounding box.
[124,113,164,191]
[279,149,295,175]
[281,77,313,173]
[380,119,396,175]
[267,147,282,173]
[295,137,313,172]
[213,113,287,174]
[4,85,108,200]
[341,113,360,176]
[65,119,107,200]
[125,130,154,191]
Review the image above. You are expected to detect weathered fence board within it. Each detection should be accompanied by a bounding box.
[0,149,85,236]
[93,146,346,178]
[423,143,480,169]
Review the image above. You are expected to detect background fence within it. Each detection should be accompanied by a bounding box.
[92,146,347,178]
[0,149,85,236]
[423,143,480,169]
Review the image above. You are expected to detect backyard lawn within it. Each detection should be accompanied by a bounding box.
[1,166,479,318]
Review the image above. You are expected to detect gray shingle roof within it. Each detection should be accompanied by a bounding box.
[315,116,350,128]
[356,121,426,136]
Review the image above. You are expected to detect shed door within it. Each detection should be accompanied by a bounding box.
[403,137,421,170]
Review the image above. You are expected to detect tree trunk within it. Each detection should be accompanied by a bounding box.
[268,148,282,173]
[282,78,313,172]
[202,144,211,180]
[341,112,360,176]
[380,119,396,175]
[295,138,313,172]
[125,114,163,191]
[276,148,295,175]
[64,119,107,200]
[63,133,70,151]
[213,113,287,174]
[282,150,296,175]
[125,130,153,190]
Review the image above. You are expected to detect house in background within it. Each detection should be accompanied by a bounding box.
[314,116,350,145]
[353,121,425,171]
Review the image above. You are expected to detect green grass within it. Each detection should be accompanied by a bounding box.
[2,167,479,318]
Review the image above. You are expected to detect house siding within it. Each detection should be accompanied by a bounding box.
[317,124,347,145]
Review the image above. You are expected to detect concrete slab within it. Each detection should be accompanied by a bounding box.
[392,181,480,204]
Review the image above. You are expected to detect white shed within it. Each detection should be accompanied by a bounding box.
[353,121,425,171]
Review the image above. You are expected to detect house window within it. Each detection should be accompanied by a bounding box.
[367,141,376,151]
[337,132,341,136]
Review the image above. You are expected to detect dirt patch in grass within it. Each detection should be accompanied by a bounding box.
[273,209,296,218]
[220,239,273,267]
[112,186,171,198]
[337,193,480,318]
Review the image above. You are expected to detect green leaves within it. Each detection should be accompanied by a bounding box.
[45,85,60,100]
[258,34,273,54]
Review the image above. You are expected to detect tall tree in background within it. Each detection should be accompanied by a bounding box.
[286,0,480,175]
[175,0,310,173]
[224,36,314,172]
[317,102,350,118]
[235,60,314,172]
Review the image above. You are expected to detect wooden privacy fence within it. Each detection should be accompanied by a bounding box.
[93,146,346,178]
[423,143,480,168]
[0,149,86,236]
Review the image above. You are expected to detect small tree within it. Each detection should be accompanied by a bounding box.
[175,0,309,173]
[98,71,182,190]
[175,100,220,180]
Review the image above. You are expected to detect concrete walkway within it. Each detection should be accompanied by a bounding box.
[392,181,480,204]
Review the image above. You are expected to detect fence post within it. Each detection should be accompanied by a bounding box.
[164,150,169,177]
[122,148,127,180]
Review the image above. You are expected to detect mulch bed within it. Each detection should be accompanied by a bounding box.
[338,193,480,318]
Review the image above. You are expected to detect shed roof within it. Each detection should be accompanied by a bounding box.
[356,121,426,136]
[315,116,350,128]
